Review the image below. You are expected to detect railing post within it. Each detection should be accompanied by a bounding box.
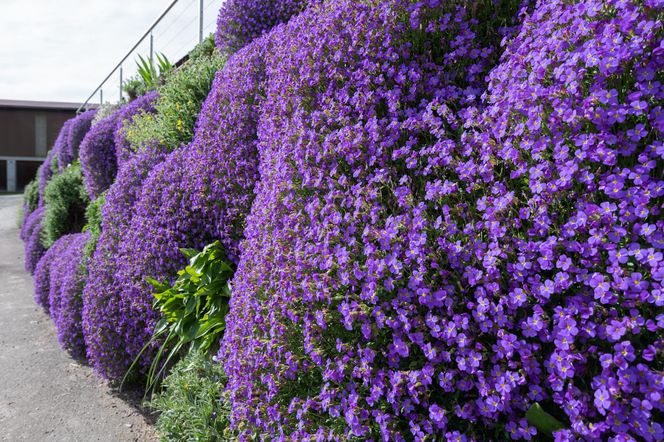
[150,33,154,64]
[119,66,123,102]
[100,89,103,105]
[76,0,180,113]
[199,0,204,43]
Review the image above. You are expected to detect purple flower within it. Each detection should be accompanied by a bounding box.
[47,232,90,359]
[79,112,120,198]
[59,109,96,170]
[215,0,306,53]
[429,404,447,429]
[594,387,612,415]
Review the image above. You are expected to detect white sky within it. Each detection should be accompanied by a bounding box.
[0,0,191,103]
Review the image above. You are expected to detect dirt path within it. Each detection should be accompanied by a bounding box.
[0,195,157,442]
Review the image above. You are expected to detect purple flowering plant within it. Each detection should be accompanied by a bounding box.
[22,205,46,274]
[112,37,267,376]
[33,234,75,313]
[215,0,306,53]
[79,113,121,199]
[220,0,663,440]
[18,0,664,440]
[59,109,96,171]
[82,144,168,379]
[47,232,90,359]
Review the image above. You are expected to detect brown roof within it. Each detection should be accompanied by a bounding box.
[0,99,97,111]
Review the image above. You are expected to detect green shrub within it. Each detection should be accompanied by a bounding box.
[123,77,150,102]
[149,350,233,441]
[23,179,40,213]
[41,162,89,248]
[16,204,24,229]
[50,155,59,174]
[123,52,172,101]
[186,34,216,61]
[82,192,106,261]
[122,42,226,152]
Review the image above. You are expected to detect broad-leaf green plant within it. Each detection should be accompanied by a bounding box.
[123,240,233,395]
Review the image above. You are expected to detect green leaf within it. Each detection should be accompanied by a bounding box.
[180,247,199,260]
[526,403,565,436]
[146,276,168,291]
[130,240,235,393]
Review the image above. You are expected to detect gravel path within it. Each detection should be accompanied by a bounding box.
[0,194,157,442]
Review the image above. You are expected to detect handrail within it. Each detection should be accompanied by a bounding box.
[76,0,183,113]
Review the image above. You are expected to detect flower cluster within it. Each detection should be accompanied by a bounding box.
[59,109,96,171]
[79,113,120,199]
[215,0,306,53]
[114,91,159,168]
[82,145,168,379]
[221,0,662,440]
[22,206,46,274]
[33,234,75,313]
[112,39,267,375]
[46,232,90,359]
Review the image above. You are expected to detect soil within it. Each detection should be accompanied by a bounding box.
[0,194,158,442]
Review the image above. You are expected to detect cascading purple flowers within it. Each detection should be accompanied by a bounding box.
[82,144,167,379]
[33,234,75,313]
[47,232,90,359]
[221,0,663,440]
[468,1,663,439]
[38,144,59,201]
[79,113,120,199]
[114,91,159,168]
[112,38,267,375]
[215,0,306,53]
[22,206,46,274]
[59,109,96,171]
[18,1,664,439]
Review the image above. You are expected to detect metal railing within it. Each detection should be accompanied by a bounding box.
[77,0,224,113]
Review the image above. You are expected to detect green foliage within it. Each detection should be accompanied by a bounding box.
[50,155,59,174]
[186,34,216,61]
[124,241,233,394]
[16,204,24,229]
[149,350,233,441]
[137,53,172,90]
[41,162,89,248]
[82,192,106,261]
[124,53,173,101]
[526,403,566,437]
[123,43,225,152]
[123,77,149,102]
[23,178,40,212]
